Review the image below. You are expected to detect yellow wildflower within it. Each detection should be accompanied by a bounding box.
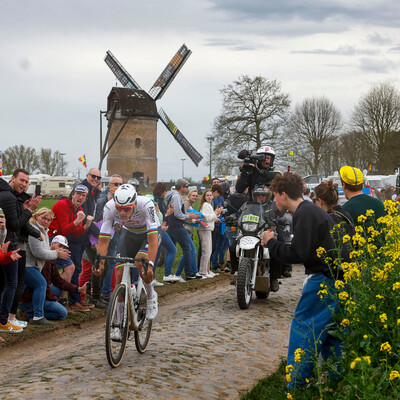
[341,319,350,327]
[338,291,349,301]
[393,282,400,291]
[342,234,351,243]
[366,209,375,217]
[390,370,400,381]
[316,247,326,258]
[285,364,294,373]
[294,348,305,363]
[380,342,392,354]
[334,280,345,290]
[287,393,293,400]
[363,334,368,339]
[379,313,387,323]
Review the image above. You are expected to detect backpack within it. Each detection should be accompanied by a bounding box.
[328,210,355,264]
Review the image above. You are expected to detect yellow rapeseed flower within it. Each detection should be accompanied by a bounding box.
[380,342,392,354]
[342,234,351,243]
[287,393,293,400]
[294,348,305,363]
[390,370,400,381]
[316,247,326,258]
[379,313,388,323]
[341,319,350,327]
[393,282,400,291]
[358,215,367,223]
[366,209,375,217]
[334,280,345,290]
[285,364,294,373]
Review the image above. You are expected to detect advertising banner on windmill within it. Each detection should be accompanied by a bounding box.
[149,44,192,100]
[159,108,203,166]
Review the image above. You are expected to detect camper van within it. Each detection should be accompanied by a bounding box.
[1,174,77,197]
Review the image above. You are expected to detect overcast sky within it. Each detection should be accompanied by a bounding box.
[1,0,399,181]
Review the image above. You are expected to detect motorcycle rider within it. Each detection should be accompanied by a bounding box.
[227,184,281,292]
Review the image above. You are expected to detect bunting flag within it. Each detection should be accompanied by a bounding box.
[78,155,87,168]
[368,165,372,171]
[0,151,2,176]
[204,175,210,182]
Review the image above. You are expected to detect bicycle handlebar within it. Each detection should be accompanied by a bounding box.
[94,254,149,274]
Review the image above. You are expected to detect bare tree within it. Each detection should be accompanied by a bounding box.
[212,75,291,173]
[3,145,39,174]
[286,96,342,175]
[38,149,67,176]
[351,82,400,173]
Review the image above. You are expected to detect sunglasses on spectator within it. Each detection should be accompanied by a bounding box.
[110,182,122,187]
[90,174,102,180]
[115,204,135,213]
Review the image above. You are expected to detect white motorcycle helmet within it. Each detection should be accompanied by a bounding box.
[114,184,137,207]
[256,145,276,167]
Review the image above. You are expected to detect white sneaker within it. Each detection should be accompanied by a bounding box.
[197,274,207,279]
[146,293,158,320]
[9,319,27,328]
[209,271,218,277]
[163,274,181,283]
[206,273,214,278]
[176,275,186,283]
[153,279,164,287]
[110,327,121,341]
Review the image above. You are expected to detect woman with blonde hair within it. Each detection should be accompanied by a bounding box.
[198,189,223,277]
[20,208,70,325]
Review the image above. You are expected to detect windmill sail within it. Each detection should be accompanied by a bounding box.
[148,44,192,101]
[104,51,142,90]
[158,108,203,166]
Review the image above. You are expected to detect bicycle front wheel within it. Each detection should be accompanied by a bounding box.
[134,288,153,354]
[105,284,129,368]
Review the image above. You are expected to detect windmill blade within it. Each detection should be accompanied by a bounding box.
[148,44,192,101]
[158,108,203,166]
[104,50,142,90]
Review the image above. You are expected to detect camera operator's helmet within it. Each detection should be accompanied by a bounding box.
[252,184,270,204]
[127,178,140,192]
[256,145,276,167]
[114,184,137,208]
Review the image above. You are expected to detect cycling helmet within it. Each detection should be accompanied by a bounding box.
[256,145,276,167]
[114,184,137,207]
[252,184,270,204]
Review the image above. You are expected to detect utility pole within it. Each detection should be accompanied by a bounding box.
[60,153,66,176]
[206,136,214,179]
[181,159,186,179]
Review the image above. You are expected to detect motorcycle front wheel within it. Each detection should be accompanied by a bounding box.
[237,257,253,309]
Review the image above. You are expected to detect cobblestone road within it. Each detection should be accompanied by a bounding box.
[0,265,304,399]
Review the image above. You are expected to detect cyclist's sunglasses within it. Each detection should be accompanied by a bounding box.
[110,182,122,187]
[115,204,136,213]
[90,174,102,180]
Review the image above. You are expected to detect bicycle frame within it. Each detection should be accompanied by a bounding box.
[120,261,147,332]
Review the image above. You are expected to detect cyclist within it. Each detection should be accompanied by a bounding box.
[96,184,160,325]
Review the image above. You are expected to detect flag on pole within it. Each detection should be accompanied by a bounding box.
[78,155,87,168]
[204,175,210,182]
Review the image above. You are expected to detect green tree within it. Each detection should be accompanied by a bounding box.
[212,75,291,173]
[351,82,400,174]
[286,96,342,175]
[3,145,38,174]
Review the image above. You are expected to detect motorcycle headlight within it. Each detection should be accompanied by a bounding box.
[242,222,257,232]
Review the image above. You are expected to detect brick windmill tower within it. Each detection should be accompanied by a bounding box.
[99,44,203,184]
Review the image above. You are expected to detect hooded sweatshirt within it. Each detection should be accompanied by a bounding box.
[165,190,190,229]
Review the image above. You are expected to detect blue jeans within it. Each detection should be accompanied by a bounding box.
[211,229,228,267]
[102,231,120,297]
[52,241,83,305]
[168,226,194,277]
[0,245,18,324]
[24,267,47,318]
[286,273,341,389]
[19,300,68,321]
[155,231,177,276]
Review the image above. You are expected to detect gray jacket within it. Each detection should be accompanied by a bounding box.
[0,228,6,245]
[26,222,58,272]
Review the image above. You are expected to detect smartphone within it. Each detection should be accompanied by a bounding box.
[35,184,41,197]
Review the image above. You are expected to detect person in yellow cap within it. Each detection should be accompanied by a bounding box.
[340,165,385,226]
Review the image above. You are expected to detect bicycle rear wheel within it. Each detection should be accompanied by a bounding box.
[134,288,153,354]
[105,284,129,368]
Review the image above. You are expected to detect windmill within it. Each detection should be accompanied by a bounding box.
[100,44,203,183]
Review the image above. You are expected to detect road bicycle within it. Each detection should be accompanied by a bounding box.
[95,255,153,368]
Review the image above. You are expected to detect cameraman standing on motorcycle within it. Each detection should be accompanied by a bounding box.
[235,145,281,196]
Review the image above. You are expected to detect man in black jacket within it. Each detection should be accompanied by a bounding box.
[261,173,340,390]
[0,169,41,332]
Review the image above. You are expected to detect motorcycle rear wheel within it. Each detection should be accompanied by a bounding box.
[237,258,252,309]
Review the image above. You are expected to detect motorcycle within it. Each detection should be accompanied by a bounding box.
[232,201,272,310]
